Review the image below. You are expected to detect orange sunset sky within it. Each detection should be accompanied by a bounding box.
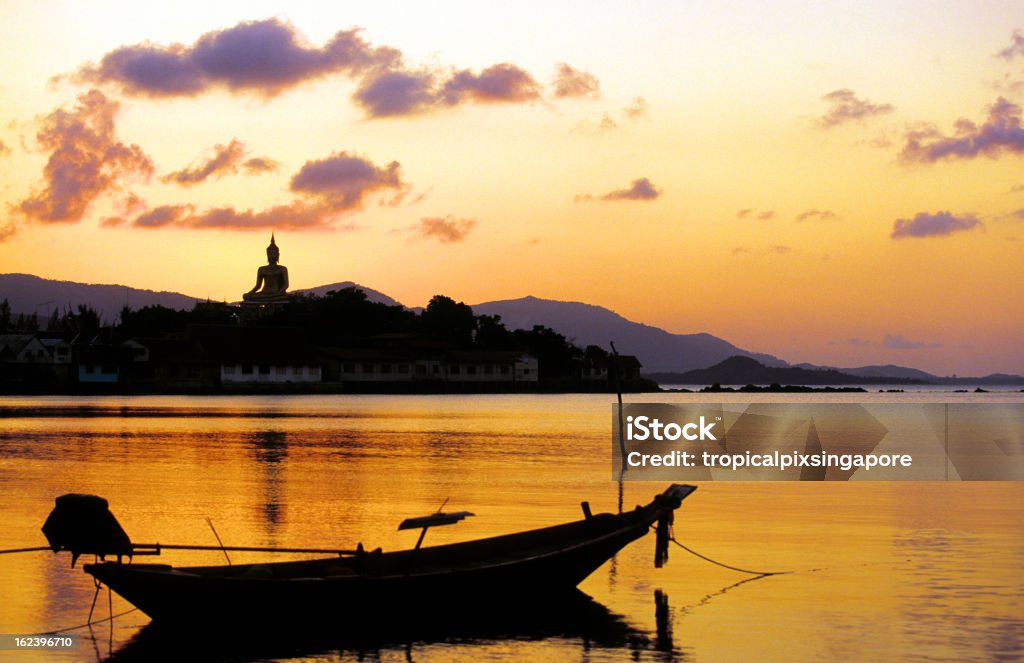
[1,1,1022,376]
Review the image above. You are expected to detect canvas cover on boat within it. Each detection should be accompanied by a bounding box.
[41,493,133,566]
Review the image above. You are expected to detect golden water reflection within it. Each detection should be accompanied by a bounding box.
[0,394,1021,662]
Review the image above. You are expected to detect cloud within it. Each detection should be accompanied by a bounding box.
[162,138,247,186]
[353,69,437,117]
[900,97,1024,162]
[71,18,595,122]
[574,97,649,134]
[0,221,16,242]
[0,140,10,157]
[67,20,609,134]
[242,156,279,174]
[551,63,599,99]
[623,97,648,120]
[1011,183,1024,193]
[1007,208,1024,221]
[998,30,1024,60]
[862,133,895,148]
[846,338,875,347]
[415,216,478,242]
[818,89,893,128]
[185,204,349,229]
[731,247,750,255]
[890,211,983,239]
[992,72,1024,95]
[289,152,406,209]
[120,152,407,231]
[597,177,660,201]
[114,192,147,216]
[737,208,774,220]
[133,204,194,227]
[771,245,792,254]
[126,202,352,230]
[16,89,153,224]
[353,62,544,118]
[72,19,400,98]
[796,209,839,222]
[440,63,542,106]
[884,334,941,350]
[598,114,618,131]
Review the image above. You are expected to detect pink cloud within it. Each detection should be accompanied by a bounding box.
[72,19,400,98]
[123,152,408,231]
[818,89,893,128]
[162,139,247,186]
[415,216,478,242]
[900,97,1024,162]
[598,177,660,201]
[890,211,983,239]
[440,63,542,106]
[551,63,600,99]
[17,89,153,224]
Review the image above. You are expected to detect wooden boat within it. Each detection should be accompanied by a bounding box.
[43,484,696,626]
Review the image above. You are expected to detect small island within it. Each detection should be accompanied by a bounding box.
[699,384,867,393]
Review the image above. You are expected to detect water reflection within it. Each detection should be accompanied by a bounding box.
[653,589,680,660]
[2,394,1022,663]
[99,591,664,663]
[251,430,288,536]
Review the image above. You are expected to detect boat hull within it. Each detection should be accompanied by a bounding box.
[84,485,695,625]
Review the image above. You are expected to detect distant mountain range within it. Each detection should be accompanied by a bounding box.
[654,356,1024,387]
[0,274,400,321]
[792,362,936,381]
[470,296,786,373]
[0,273,200,323]
[4,273,1021,383]
[655,356,924,386]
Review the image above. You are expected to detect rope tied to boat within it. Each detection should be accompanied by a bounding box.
[27,608,139,636]
[651,523,791,577]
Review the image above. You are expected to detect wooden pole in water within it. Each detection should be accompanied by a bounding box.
[610,341,627,514]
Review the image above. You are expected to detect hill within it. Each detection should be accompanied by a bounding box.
[471,296,786,373]
[794,362,939,381]
[0,274,401,322]
[0,273,200,324]
[654,356,927,386]
[294,282,403,307]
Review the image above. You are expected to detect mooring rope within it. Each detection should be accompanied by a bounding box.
[653,523,791,576]
[667,535,790,576]
[27,608,140,636]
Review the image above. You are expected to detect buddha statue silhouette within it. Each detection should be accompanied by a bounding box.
[243,234,289,303]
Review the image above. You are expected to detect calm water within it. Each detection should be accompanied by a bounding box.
[1,393,1022,662]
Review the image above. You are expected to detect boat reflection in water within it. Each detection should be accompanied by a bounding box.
[102,589,679,663]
